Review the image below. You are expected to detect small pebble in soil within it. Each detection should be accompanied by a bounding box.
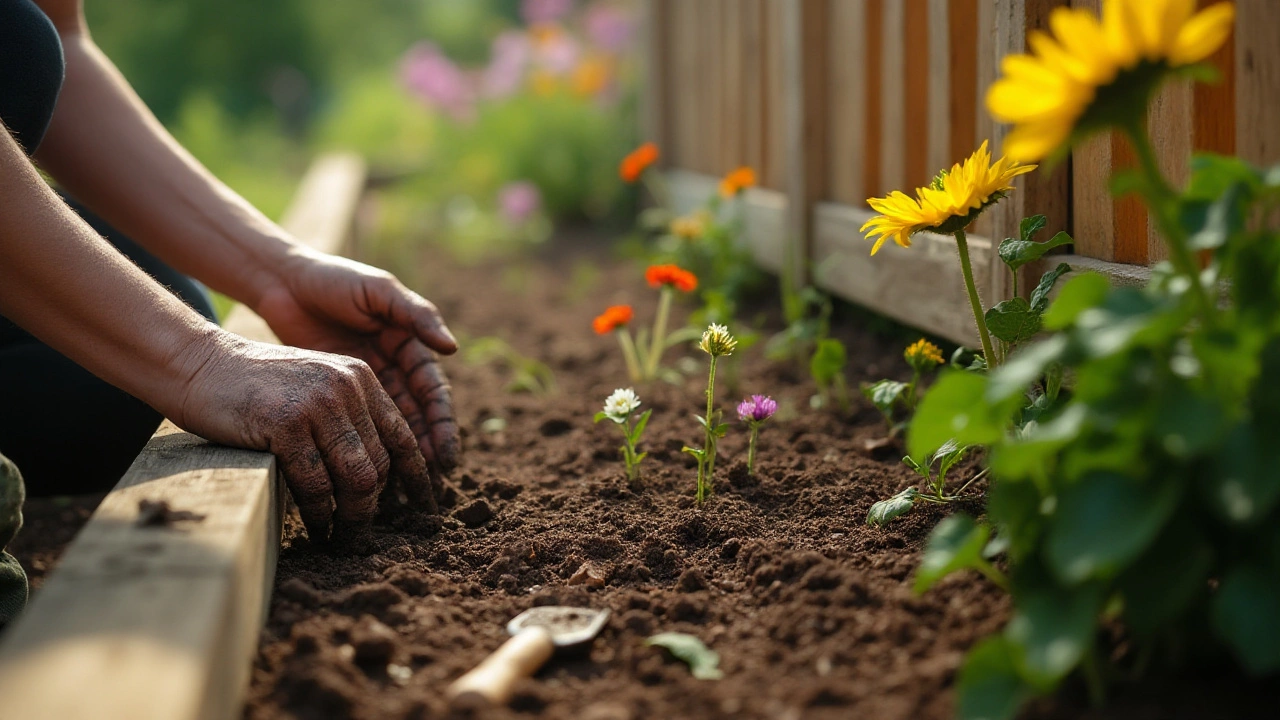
[580,701,634,720]
[568,561,607,588]
[386,664,412,685]
[350,616,399,667]
[454,499,494,527]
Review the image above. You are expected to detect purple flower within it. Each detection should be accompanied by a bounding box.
[585,4,636,53]
[522,0,574,25]
[738,395,778,424]
[498,181,542,223]
[399,42,476,122]
[481,31,531,99]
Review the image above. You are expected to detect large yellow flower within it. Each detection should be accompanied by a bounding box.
[987,0,1235,161]
[861,141,1035,255]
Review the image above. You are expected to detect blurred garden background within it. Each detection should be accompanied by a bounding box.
[89,0,640,290]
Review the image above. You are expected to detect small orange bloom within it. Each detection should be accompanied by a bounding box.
[593,305,634,335]
[719,166,757,198]
[645,264,698,293]
[619,142,660,183]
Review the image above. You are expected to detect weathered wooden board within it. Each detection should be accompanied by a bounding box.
[0,152,367,720]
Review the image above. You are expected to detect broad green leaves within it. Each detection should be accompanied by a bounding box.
[1212,565,1280,674]
[957,637,1031,720]
[914,515,993,593]
[985,298,1041,346]
[908,371,1022,459]
[867,487,917,527]
[809,338,847,385]
[646,633,724,680]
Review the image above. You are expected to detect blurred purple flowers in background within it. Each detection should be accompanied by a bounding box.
[400,42,476,121]
[481,31,532,99]
[522,0,575,25]
[498,181,543,223]
[585,4,636,53]
[738,395,778,424]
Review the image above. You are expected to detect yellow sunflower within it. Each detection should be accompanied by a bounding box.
[861,141,1035,255]
[987,0,1235,161]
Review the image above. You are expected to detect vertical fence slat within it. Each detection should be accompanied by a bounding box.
[926,0,951,177]
[742,0,767,183]
[827,0,866,206]
[862,0,884,198]
[670,0,695,170]
[783,0,829,286]
[1235,0,1280,166]
[766,0,789,190]
[722,0,745,169]
[1147,80,1192,263]
[640,0,668,155]
[904,0,931,190]
[879,0,906,195]
[949,0,979,165]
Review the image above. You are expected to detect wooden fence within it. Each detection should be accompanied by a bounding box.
[642,0,1280,345]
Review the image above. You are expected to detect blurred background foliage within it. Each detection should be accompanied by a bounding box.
[86,0,640,266]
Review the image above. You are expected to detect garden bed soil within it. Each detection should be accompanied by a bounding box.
[9,231,1275,719]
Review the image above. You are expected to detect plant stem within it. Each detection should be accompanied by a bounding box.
[697,356,720,504]
[951,467,990,498]
[1081,647,1108,708]
[747,425,758,475]
[616,328,642,383]
[974,559,1010,591]
[1121,123,1217,326]
[954,229,999,369]
[646,286,673,380]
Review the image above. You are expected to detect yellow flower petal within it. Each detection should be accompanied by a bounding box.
[1170,2,1235,65]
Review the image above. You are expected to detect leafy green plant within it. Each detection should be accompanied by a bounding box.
[460,336,556,394]
[909,149,1280,716]
[867,440,991,526]
[645,632,724,680]
[809,338,851,414]
[683,325,736,504]
[862,338,947,435]
[594,388,652,482]
[985,214,1075,365]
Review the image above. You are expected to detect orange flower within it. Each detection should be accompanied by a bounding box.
[719,166,757,198]
[619,142,660,183]
[645,264,698,293]
[593,305,634,335]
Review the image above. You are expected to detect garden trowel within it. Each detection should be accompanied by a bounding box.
[447,605,610,706]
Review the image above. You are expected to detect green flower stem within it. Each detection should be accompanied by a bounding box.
[616,328,642,383]
[974,559,1010,592]
[642,171,672,209]
[954,229,999,369]
[1122,123,1217,325]
[623,420,640,481]
[645,286,673,380]
[696,356,720,504]
[746,425,759,475]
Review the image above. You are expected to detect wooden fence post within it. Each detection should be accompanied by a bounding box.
[640,0,667,154]
[780,0,828,288]
[984,0,1072,305]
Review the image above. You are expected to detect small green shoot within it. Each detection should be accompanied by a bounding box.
[645,632,724,680]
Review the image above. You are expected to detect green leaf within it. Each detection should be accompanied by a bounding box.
[902,455,928,477]
[1212,564,1280,674]
[1186,152,1262,200]
[956,636,1032,720]
[594,411,609,424]
[1116,524,1212,637]
[998,230,1073,272]
[1182,182,1247,251]
[985,298,1042,345]
[867,487,918,527]
[987,335,1069,404]
[1019,214,1047,242]
[1005,585,1102,689]
[914,514,990,594]
[810,338,848,384]
[909,371,1020,459]
[1045,472,1181,585]
[1029,263,1073,313]
[1042,272,1109,330]
[646,632,724,680]
[1205,424,1280,525]
[933,439,971,483]
[1151,389,1223,458]
[863,379,908,414]
[630,409,653,442]
[664,326,705,349]
[681,446,704,460]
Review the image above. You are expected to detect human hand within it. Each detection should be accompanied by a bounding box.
[252,250,461,479]
[176,334,437,541]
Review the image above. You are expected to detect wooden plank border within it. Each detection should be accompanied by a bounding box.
[0,153,368,720]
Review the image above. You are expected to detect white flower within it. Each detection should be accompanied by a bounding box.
[698,323,737,357]
[602,387,641,421]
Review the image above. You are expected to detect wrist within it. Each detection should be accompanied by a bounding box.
[164,324,239,429]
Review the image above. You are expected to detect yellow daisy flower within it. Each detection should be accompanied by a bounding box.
[670,211,709,240]
[905,339,945,369]
[987,0,1235,161]
[861,141,1035,255]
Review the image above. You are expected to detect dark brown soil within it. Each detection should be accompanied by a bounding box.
[8,232,1273,719]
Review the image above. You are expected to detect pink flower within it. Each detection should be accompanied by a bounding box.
[585,4,636,53]
[522,0,574,25]
[399,42,476,122]
[533,29,581,75]
[738,395,778,424]
[498,181,542,223]
[481,31,531,99]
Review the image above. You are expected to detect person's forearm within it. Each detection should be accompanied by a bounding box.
[1,127,221,419]
[32,27,299,309]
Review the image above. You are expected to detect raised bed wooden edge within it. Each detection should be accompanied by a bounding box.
[0,153,367,720]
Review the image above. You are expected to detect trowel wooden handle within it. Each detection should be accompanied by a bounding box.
[447,626,556,706]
